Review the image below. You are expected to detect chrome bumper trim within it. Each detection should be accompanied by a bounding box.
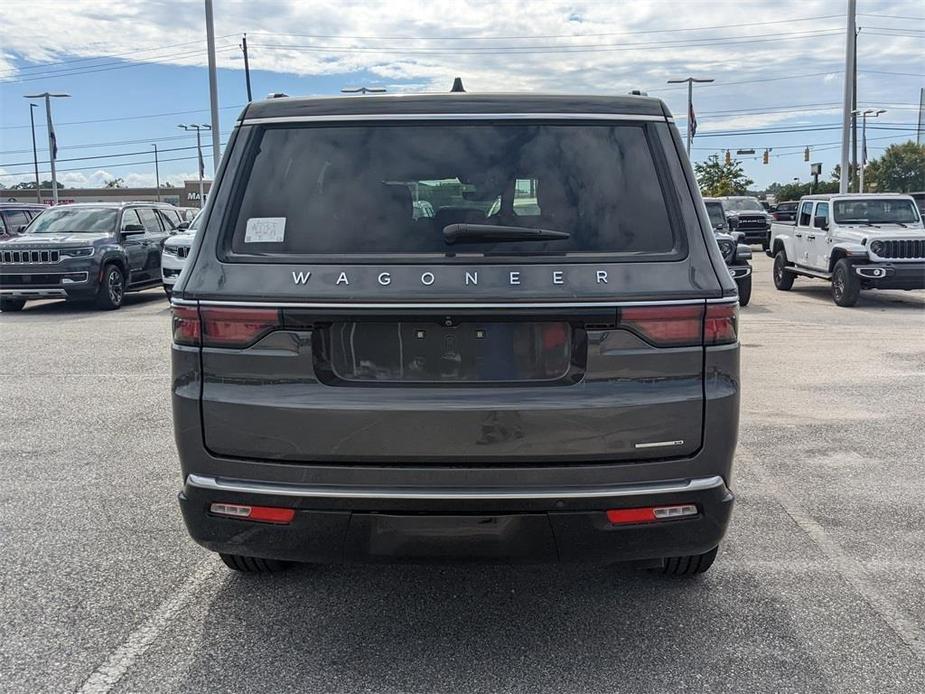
[172,297,738,310]
[186,473,725,501]
[0,288,67,298]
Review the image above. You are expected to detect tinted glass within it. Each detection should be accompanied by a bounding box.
[724,198,764,212]
[28,207,118,234]
[814,202,829,226]
[137,208,162,233]
[799,202,813,226]
[3,210,30,230]
[833,198,920,224]
[229,123,677,257]
[157,209,178,230]
[121,209,142,230]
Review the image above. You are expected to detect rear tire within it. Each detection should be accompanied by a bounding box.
[95,263,125,310]
[773,250,795,290]
[0,298,25,312]
[735,274,752,307]
[832,258,861,307]
[654,546,718,576]
[219,553,292,573]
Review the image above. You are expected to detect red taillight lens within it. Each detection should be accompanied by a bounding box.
[172,306,201,346]
[200,307,280,348]
[210,502,295,524]
[704,303,738,345]
[618,305,704,347]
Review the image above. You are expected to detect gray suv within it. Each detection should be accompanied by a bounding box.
[0,202,181,311]
[172,93,740,575]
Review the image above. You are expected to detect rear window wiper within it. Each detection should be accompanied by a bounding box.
[443,223,570,244]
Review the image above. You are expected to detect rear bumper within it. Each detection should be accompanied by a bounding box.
[179,474,733,563]
[855,262,925,290]
[737,228,770,244]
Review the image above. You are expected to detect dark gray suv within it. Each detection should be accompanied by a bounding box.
[0,202,182,311]
[172,93,740,575]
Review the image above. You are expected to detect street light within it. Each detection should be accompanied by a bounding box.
[23,92,70,205]
[667,77,714,156]
[178,124,211,208]
[852,108,886,193]
[152,144,161,202]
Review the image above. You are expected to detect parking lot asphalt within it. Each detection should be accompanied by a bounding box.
[1,253,924,693]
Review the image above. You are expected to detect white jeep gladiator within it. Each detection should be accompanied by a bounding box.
[768,193,925,306]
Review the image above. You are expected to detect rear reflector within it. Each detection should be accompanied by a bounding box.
[200,307,281,348]
[210,502,295,524]
[606,504,698,525]
[617,305,704,347]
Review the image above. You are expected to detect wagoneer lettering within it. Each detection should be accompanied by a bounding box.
[171,92,739,576]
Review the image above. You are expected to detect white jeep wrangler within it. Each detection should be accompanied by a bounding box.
[769,193,925,306]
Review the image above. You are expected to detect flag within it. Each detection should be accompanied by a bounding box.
[49,122,58,161]
[689,101,697,138]
[198,146,205,179]
[862,130,867,166]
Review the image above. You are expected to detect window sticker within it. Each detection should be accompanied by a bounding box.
[245,217,286,243]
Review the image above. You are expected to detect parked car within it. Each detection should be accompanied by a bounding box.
[770,193,925,306]
[0,202,177,311]
[714,196,773,250]
[162,211,201,296]
[171,92,739,575]
[0,203,47,240]
[771,200,799,223]
[704,198,753,306]
[176,206,200,222]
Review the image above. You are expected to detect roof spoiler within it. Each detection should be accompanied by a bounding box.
[450,77,466,93]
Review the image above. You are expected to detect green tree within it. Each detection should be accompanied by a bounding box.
[103,177,125,189]
[694,155,754,196]
[863,141,925,192]
[9,179,64,190]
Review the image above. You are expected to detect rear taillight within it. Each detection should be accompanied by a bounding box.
[172,306,201,346]
[210,502,295,524]
[200,307,280,348]
[617,305,704,347]
[616,303,738,347]
[704,303,738,345]
[606,504,698,525]
[171,305,281,348]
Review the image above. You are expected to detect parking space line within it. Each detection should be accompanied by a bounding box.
[76,559,219,694]
[749,457,925,662]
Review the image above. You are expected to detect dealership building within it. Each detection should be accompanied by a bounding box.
[1,179,212,208]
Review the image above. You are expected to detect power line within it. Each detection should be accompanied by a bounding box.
[249,14,844,41]
[0,104,245,131]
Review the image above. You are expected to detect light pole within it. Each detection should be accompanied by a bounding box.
[23,92,70,204]
[839,0,857,193]
[853,108,886,193]
[28,103,40,202]
[204,0,222,174]
[153,144,161,202]
[178,124,211,208]
[667,77,714,156]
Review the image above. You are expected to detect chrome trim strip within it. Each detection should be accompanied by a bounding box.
[634,440,684,449]
[241,113,667,126]
[176,298,713,310]
[0,288,67,297]
[186,473,724,500]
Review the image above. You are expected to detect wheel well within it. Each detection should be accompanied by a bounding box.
[100,256,127,280]
[828,249,850,273]
[772,238,786,257]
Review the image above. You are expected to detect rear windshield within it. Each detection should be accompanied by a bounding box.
[833,198,920,225]
[705,202,726,227]
[226,123,679,259]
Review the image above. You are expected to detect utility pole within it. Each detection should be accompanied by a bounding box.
[179,124,211,208]
[28,103,40,203]
[204,0,221,174]
[153,144,161,202]
[667,76,714,156]
[851,27,859,192]
[241,33,253,102]
[918,87,924,145]
[24,92,70,205]
[839,0,857,194]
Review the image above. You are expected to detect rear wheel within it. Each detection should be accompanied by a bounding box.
[219,553,292,573]
[832,258,861,307]
[735,274,752,307]
[654,546,718,576]
[773,250,795,290]
[0,298,25,312]
[95,264,125,310]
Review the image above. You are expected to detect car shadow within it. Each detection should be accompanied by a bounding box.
[7,288,167,315]
[174,561,822,693]
[785,284,925,310]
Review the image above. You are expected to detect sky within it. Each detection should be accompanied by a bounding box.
[0,0,922,191]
